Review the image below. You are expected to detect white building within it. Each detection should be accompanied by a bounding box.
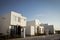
[27,19,41,34]
[0,11,26,38]
[26,26,34,36]
[40,24,54,35]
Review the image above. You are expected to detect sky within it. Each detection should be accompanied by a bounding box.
[0,0,60,30]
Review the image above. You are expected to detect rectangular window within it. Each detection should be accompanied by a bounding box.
[13,15,17,21]
[15,16,17,21]
[24,19,25,21]
[18,17,20,22]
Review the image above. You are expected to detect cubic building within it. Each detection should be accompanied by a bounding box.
[40,24,54,35]
[27,19,41,34]
[0,11,26,38]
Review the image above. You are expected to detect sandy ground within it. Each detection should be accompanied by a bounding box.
[8,34,60,40]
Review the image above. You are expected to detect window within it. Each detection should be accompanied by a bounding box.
[18,17,20,22]
[15,16,17,21]
[24,19,25,21]
[13,15,17,21]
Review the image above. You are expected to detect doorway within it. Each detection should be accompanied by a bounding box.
[10,25,21,36]
[17,26,21,35]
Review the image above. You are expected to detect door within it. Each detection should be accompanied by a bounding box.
[17,26,21,35]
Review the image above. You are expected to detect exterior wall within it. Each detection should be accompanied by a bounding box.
[10,11,26,27]
[35,19,41,26]
[26,26,34,35]
[30,26,34,35]
[48,25,54,34]
[27,19,41,34]
[27,21,35,26]
[27,19,41,26]
[0,13,11,35]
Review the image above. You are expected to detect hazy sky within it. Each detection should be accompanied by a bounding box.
[0,0,60,30]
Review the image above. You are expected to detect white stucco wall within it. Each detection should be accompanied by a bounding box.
[10,11,26,27]
[26,26,34,35]
[27,19,41,26]
[0,13,11,35]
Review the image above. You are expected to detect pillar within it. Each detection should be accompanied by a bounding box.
[21,28,25,38]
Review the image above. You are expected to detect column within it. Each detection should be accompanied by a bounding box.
[21,28,25,38]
